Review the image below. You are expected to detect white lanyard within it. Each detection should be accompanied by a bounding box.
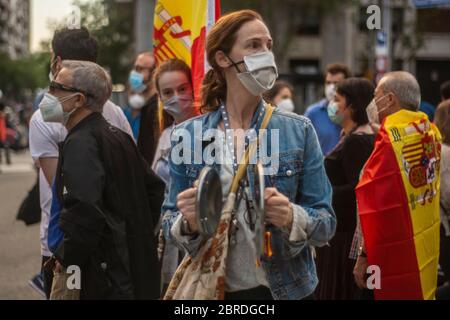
[219,103,265,173]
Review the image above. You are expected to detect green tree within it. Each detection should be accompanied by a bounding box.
[0,51,50,100]
[73,0,134,84]
[41,0,134,84]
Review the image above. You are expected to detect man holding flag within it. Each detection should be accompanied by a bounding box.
[353,71,442,300]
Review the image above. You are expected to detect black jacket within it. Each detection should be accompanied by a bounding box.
[55,112,165,299]
[137,94,173,165]
[137,95,158,165]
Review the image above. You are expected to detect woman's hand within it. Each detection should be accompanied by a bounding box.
[264,187,293,230]
[176,187,199,233]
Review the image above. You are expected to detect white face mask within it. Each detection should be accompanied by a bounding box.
[366,99,379,125]
[39,92,77,125]
[163,94,194,123]
[277,98,295,112]
[128,94,146,110]
[325,84,336,102]
[366,94,391,125]
[229,51,278,96]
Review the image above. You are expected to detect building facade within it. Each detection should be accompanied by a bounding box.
[283,0,450,113]
[0,0,30,59]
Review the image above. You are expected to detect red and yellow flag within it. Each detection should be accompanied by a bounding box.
[356,110,442,300]
[153,0,220,103]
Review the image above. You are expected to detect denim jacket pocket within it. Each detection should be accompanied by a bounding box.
[267,150,303,202]
[185,164,203,187]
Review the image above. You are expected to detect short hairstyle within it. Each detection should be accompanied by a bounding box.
[61,60,112,112]
[52,27,98,62]
[263,80,294,105]
[434,100,450,145]
[380,71,421,111]
[325,63,352,79]
[441,80,450,101]
[336,78,375,126]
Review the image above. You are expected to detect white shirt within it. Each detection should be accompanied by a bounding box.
[29,100,133,257]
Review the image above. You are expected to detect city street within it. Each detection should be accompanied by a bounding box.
[0,150,43,299]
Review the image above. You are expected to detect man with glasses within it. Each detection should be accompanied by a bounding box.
[44,60,164,299]
[124,52,167,164]
[28,27,132,298]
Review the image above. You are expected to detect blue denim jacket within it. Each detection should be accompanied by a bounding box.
[162,102,336,300]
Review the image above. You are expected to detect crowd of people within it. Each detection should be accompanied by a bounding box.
[25,9,450,300]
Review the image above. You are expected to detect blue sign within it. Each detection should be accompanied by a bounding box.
[413,0,450,8]
[376,31,387,46]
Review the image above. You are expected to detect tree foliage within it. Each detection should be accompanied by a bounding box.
[0,51,50,100]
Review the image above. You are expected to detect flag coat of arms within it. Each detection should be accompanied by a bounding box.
[356,110,442,300]
[153,0,220,103]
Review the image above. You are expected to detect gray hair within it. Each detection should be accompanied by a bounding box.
[380,71,421,111]
[61,60,112,112]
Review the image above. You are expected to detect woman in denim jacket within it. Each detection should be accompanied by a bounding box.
[161,9,336,300]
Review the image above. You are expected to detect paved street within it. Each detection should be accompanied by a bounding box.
[0,150,43,299]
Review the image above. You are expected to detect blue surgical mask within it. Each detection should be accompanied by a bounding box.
[327,101,343,126]
[128,70,147,93]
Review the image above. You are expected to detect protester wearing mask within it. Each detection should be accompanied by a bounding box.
[28,27,132,299]
[124,52,173,164]
[151,59,198,295]
[123,90,147,141]
[305,63,352,156]
[263,80,295,113]
[44,60,165,299]
[353,72,441,300]
[434,100,450,300]
[162,10,335,300]
[314,78,376,300]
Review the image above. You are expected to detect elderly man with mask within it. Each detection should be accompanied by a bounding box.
[352,71,442,300]
[41,60,165,299]
[29,27,133,299]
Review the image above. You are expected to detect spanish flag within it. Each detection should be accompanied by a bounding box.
[153,0,220,103]
[356,110,442,300]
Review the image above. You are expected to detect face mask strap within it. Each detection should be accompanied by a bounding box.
[375,93,392,115]
[224,53,245,73]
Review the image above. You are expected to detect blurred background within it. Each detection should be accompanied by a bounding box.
[1,0,450,125]
[0,0,449,299]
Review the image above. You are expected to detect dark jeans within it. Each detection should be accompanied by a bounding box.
[224,286,315,300]
[225,286,273,300]
[42,256,53,299]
